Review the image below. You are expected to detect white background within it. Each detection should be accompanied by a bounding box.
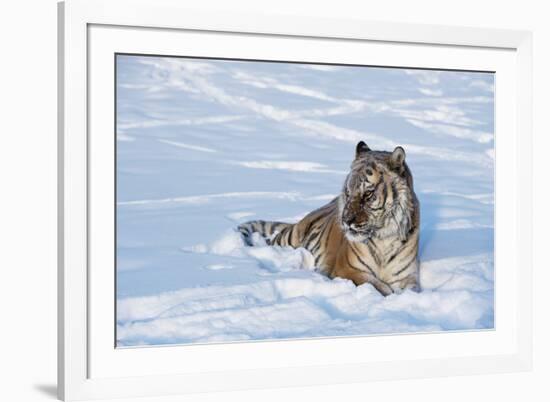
[0,0,546,401]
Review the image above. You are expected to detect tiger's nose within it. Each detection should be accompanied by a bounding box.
[346,211,359,221]
[344,217,357,228]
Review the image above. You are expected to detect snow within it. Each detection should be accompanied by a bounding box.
[232,160,347,174]
[116,55,494,347]
[158,139,218,153]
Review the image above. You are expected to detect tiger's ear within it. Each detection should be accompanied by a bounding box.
[390,146,406,168]
[355,141,370,158]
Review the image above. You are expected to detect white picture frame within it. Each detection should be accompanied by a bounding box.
[58,0,533,400]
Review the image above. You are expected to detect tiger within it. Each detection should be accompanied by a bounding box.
[237,141,420,296]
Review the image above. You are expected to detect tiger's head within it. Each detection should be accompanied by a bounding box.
[339,141,417,243]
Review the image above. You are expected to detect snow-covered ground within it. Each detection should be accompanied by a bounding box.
[116,56,494,347]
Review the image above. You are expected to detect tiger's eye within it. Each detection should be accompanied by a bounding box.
[362,191,374,202]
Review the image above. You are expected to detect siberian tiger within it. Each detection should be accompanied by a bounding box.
[238,141,420,296]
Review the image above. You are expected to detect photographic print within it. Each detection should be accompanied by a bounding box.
[115,55,494,347]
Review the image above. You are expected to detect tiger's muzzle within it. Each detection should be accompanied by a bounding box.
[341,221,375,243]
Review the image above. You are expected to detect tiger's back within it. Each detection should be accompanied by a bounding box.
[238,197,341,269]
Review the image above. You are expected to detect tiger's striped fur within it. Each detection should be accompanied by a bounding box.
[238,141,420,296]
